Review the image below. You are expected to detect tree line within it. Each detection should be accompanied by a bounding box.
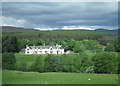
[3,30,118,46]
[2,36,120,53]
[2,52,119,74]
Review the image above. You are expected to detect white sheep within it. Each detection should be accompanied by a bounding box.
[88,78,91,81]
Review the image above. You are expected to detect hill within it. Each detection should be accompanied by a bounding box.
[76,28,119,34]
[2,26,39,32]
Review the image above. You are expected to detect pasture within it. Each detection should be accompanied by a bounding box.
[2,70,118,84]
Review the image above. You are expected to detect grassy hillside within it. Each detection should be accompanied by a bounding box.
[2,70,118,84]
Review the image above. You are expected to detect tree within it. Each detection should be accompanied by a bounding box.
[18,39,32,51]
[73,41,86,54]
[92,52,118,74]
[62,53,76,72]
[2,36,19,53]
[79,53,91,73]
[73,54,81,72]
[17,62,27,71]
[104,43,115,52]
[32,56,45,73]
[44,55,54,72]
[82,40,102,52]
[33,39,45,46]
[2,53,16,70]
[44,55,63,72]
[58,41,69,51]
[10,36,19,52]
[114,39,120,52]
[67,39,76,50]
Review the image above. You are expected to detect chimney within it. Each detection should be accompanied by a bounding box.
[26,45,28,48]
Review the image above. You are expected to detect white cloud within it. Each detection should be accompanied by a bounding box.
[34,27,59,31]
[2,16,27,27]
[62,25,117,30]
[2,0,119,2]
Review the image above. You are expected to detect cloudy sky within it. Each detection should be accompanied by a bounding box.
[2,2,118,30]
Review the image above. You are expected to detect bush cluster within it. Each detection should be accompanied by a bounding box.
[7,52,117,74]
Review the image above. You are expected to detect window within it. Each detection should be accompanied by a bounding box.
[50,48,53,50]
[27,51,29,54]
[57,51,59,54]
[39,51,42,53]
[34,51,37,54]
[50,51,53,54]
[45,51,47,54]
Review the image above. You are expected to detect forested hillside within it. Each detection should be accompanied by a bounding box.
[2,26,118,45]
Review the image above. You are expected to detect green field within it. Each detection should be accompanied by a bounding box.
[2,70,118,84]
[15,52,63,68]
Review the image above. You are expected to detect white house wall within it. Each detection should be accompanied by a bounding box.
[25,46,64,54]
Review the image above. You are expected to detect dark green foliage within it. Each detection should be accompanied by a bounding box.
[79,53,93,73]
[58,41,69,52]
[6,52,117,74]
[17,62,27,71]
[62,53,76,72]
[92,52,118,74]
[118,55,120,74]
[18,39,32,50]
[2,53,16,70]
[98,35,117,45]
[3,28,117,46]
[104,43,115,52]
[18,39,45,51]
[31,55,44,73]
[2,36,19,53]
[32,39,45,46]
[82,40,103,53]
[44,55,54,72]
[114,39,120,52]
[44,54,63,72]
[67,39,76,50]
[73,41,86,53]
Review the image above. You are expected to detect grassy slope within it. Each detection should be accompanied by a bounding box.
[2,70,118,84]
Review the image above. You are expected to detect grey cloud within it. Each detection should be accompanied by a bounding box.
[2,2,118,29]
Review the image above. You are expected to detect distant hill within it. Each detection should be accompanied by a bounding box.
[2,26,39,32]
[76,28,119,34]
[2,26,119,34]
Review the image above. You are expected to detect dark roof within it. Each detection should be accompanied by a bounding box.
[28,45,63,49]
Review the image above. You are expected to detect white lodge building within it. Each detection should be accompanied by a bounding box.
[25,45,64,54]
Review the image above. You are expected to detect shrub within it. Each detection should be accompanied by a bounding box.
[44,54,63,72]
[17,62,27,71]
[31,55,45,73]
[104,43,115,52]
[92,52,118,74]
[2,53,16,70]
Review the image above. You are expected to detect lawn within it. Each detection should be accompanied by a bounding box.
[2,70,118,84]
[15,52,64,68]
[15,52,47,68]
